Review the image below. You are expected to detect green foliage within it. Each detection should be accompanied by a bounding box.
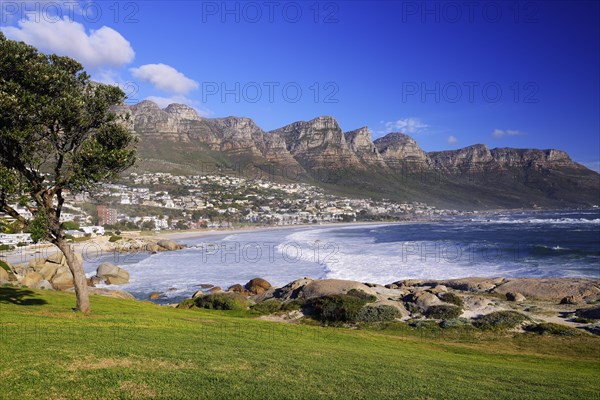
[425,304,463,319]
[358,305,401,322]
[346,289,377,303]
[571,317,593,324]
[109,236,122,243]
[176,298,195,309]
[194,293,250,311]
[439,318,472,329]
[0,260,11,272]
[307,294,371,323]
[474,311,528,331]
[0,244,14,251]
[524,323,583,337]
[438,292,464,307]
[250,299,282,315]
[61,221,80,231]
[0,32,136,240]
[280,300,303,312]
[404,302,420,315]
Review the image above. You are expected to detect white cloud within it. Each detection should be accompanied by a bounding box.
[380,118,428,134]
[145,96,211,117]
[130,64,198,95]
[447,135,458,145]
[1,17,134,69]
[492,129,525,138]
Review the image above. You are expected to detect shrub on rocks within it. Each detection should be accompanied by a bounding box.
[306,294,370,323]
[424,304,462,320]
[358,305,400,322]
[347,289,377,302]
[251,299,282,315]
[109,236,122,243]
[524,322,583,336]
[194,292,250,311]
[474,311,528,331]
[439,318,471,329]
[438,292,464,307]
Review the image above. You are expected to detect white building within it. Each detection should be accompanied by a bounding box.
[0,233,33,246]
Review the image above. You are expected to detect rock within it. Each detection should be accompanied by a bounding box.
[96,262,130,285]
[404,291,443,311]
[245,278,272,295]
[298,279,377,300]
[39,263,60,281]
[393,279,425,287]
[438,277,504,292]
[506,292,526,302]
[368,300,410,318]
[150,293,161,299]
[370,286,406,299]
[157,239,183,251]
[576,306,600,320]
[0,266,9,284]
[146,243,161,253]
[51,271,74,290]
[272,277,315,300]
[208,286,222,293]
[429,285,448,294]
[105,273,129,285]
[228,284,246,293]
[192,290,204,298]
[560,295,581,305]
[97,262,121,277]
[90,276,105,286]
[385,283,400,289]
[493,278,600,302]
[46,252,65,264]
[36,280,53,290]
[21,271,43,288]
[28,258,47,272]
[198,284,214,289]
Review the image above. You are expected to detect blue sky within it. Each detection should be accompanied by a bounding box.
[1,1,599,170]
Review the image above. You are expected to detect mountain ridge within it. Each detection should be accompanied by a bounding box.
[114,101,600,209]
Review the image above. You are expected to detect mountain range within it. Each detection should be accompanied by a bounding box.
[114,101,600,209]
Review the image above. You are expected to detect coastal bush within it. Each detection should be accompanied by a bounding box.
[307,294,370,323]
[439,318,471,329]
[0,244,14,251]
[404,302,420,315]
[177,298,195,309]
[346,289,377,303]
[524,323,583,337]
[571,317,593,324]
[474,311,528,331]
[194,293,250,311]
[251,299,282,315]
[358,305,400,322]
[280,300,303,312]
[438,292,464,307]
[109,236,122,243]
[425,305,462,320]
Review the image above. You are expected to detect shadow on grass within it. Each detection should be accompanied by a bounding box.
[0,287,48,306]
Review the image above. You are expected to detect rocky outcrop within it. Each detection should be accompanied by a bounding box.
[492,278,600,302]
[94,262,130,285]
[374,132,431,169]
[344,127,387,167]
[269,116,360,170]
[429,144,493,172]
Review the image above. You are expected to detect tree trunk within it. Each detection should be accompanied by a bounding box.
[55,239,90,313]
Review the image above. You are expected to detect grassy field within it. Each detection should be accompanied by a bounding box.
[1,287,598,400]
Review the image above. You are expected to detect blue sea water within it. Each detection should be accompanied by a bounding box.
[84,210,600,302]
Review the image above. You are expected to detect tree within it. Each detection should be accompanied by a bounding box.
[0,33,136,312]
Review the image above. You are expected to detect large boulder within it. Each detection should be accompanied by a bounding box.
[96,262,129,285]
[51,270,74,290]
[0,265,9,284]
[21,271,43,288]
[39,263,60,281]
[245,278,272,295]
[493,278,600,302]
[436,277,505,292]
[46,252,65,264]
[28,258,47,272]
[404,291,443,311]
[298,279,377,300]
[157,240,184,251]
[506,292,526,302]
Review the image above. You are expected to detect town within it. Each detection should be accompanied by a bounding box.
[0,171,459,246]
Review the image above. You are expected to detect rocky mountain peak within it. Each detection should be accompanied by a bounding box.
[374,132,430,168]
[164,103,201,121]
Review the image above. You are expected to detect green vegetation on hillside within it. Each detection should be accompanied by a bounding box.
[0,288,598,399]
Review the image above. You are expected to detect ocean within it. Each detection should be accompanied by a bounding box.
[84,209,600,303]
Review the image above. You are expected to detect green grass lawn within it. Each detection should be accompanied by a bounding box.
[1,287,598,400]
